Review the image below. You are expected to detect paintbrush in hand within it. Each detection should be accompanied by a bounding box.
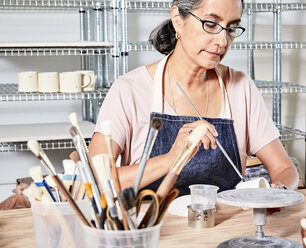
[139,124,207,228]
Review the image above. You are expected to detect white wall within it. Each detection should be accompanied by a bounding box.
[0,4,305,201]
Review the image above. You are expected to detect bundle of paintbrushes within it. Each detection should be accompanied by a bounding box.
[26,112,208,236]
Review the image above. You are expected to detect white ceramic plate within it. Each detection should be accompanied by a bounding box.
[168,194,191,217]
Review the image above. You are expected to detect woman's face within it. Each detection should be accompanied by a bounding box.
[177,0,243,69]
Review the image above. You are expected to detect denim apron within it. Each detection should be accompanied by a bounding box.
[144,55,242,196]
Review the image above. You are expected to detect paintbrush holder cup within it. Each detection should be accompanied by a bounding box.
[30,199,90,248]
[76,222,162,248]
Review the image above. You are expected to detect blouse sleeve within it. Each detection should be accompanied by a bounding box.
[94,78,132,151]
[247,78,280,155]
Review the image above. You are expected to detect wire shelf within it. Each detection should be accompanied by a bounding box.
[0,1,305,12]
[255,80,306,94]
[278,125,306,141]
[128,41,306,52]
[127,0,171,11]
[0,84,108,101]
[0,0,111,9]
[244,3,306,12]
[0,47,113,57]
[0,138,91,152]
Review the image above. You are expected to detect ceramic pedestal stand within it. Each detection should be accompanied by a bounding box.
[217,188,304,248]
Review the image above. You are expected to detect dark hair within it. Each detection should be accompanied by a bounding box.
[149,0,244,55]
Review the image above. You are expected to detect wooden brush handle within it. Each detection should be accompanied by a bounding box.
[156,188,179,225]
[52,175,91,227]
[139,171,178,228]
[106,140,129,230]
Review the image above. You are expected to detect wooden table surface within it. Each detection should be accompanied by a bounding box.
[0,190,305,248]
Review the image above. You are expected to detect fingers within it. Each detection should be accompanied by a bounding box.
[180,120,218,150]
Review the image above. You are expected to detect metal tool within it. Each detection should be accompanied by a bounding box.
[176,82,244,181]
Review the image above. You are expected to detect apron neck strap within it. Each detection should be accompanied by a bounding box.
[151,53,171,113]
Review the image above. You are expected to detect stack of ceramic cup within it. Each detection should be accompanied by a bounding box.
[18,71,96,93]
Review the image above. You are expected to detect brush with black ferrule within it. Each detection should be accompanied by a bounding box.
[27,139,92,227]
[119,118,163,228]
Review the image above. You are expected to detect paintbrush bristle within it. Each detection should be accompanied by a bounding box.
[23,183,42,200]
[45,175,56,188]
[69,112,79,128]
[27,140,41,156]
[69,126,78,138]
[188,124,207,145]
[91,154,111,181]
[101,121,111,136]
[69,151,80,163]
[151,118,163,131]
[29,166,44,183]
[63,159,76,175]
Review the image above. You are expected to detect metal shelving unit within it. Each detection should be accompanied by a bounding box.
[0,139,91,152]
[0,1,116,152]
[0,84,108,101]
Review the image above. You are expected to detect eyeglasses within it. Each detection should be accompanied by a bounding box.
[187,11,245,38]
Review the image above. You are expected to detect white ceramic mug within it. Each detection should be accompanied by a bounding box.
[236,177,270,189]
[38,72,59,92]
[18,71,38,92]
[59,71,92,93]
[75,70,96,92]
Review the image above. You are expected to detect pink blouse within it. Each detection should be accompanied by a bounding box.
[95,65,279,173]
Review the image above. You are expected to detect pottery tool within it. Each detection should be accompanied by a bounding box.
[70,126,102,214]
[27,139,92,227]
[101,121,129,230]
[91,154,123,230]
[29,166,57,202]
[140,124,207,228]
[176,82,244,181]
[119,118,163,229]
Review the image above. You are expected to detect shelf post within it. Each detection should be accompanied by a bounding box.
[272,0,282,126]
[112,0,120,80]
[246,0,255,79]
[121,0,128,74]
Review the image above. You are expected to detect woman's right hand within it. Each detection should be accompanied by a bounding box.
[166,120,218,166]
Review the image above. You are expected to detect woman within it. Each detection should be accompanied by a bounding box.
[89,0,299,195]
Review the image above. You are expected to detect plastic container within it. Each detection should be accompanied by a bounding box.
[75,222,163,248]
[30,199,90,248]
[189,184,219,209]
[187,204,216,229]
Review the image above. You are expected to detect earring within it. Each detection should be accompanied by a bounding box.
[175,32,181,39]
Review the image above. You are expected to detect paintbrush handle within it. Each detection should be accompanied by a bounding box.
[156,188,179,225]
[139,171,178,228]
[106,140,130,230]
[52,175,91,227]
